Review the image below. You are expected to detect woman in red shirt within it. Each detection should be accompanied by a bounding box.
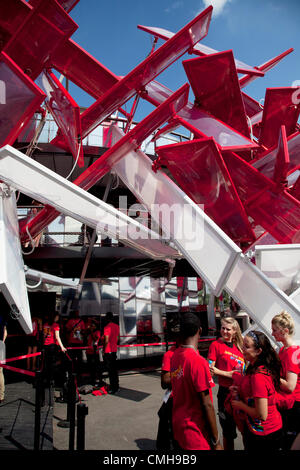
[231,331,283,451]
[207,316,244,450]
[272,311,300,449]
[43,312,66,386]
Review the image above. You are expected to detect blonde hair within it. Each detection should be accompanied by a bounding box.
[272,311,295,336]
[221,316,243,353]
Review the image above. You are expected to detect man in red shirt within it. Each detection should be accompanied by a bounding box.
[103,312,120,394]
[170,313,222,450]
[65,310,86,375]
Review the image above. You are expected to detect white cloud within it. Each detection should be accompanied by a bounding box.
[202,0,233,16]
[164,1,184,13]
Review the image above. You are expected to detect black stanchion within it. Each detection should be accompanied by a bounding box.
[76,403,88,450]
[68,372,77,451]
[34,369,42,451]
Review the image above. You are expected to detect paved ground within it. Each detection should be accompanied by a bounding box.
[0,363,244,453]
[53,369,245,451]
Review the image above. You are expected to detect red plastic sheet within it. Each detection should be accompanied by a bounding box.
[252,131,300,180]
[145,80,258,152]
[258,87,300,150]
[0,51,46,146]
[50,38,120,100]
[41,70,84,167]
[0,0,31,50]
[19,83,189,241]
[29,0,80,13]
[273,126,290,186]
[155,138,255,244]
[183,51,250,138]
[223,151,300,243]
[80,6,213,137]
[239,48,294,89]
[3,0,78,80]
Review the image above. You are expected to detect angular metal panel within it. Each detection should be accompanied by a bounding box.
[0,185,32,333]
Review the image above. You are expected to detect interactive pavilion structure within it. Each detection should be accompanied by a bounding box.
[0,1,299,345]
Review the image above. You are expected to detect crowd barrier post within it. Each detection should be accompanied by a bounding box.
[34,369,42,450]
[68,371,77,451]
[76,402,88,450]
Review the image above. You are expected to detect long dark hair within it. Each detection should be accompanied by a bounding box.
[245,331,281,391]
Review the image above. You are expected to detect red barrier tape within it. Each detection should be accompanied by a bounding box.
[0,352,41,365]
[0,363,36,377]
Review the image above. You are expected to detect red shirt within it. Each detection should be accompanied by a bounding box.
[43,322,59,346]
[208,338,245,388]
[162,346,176,371]
[66,318,85,344]
[103,322,120,353]
[86,330,101,355]
[279,345,300,402]
[239,367,282,436]
[170,346,215,450]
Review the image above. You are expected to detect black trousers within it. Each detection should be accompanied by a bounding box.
[243,426,283,451]
[104,352,119,391]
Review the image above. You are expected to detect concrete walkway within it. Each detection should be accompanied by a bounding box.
[53,369,244,451]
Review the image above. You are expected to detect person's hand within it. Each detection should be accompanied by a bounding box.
[231,399,244,411]
[213,443,223,451]
[61,346,67,353]
[209,366,216,376]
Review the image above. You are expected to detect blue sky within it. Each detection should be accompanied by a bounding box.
[66,0,300,122]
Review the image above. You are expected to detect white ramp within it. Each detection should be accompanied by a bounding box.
[0,184,32,333]
[0,145,181,262]
[110,126,300,342]
[255,244,300,293]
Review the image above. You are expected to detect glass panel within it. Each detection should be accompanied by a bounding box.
[253,132,300,180]
[183,51,250,137]
[145,81,257,151]
[224,151,300,244]
[119,277,137,359]
[259,88,300,149]
[0,53,45,146]
[155,139,255,244]
[4,0,77,79]
[151,277,166,342]
[100,278,119,315]
[40,71,84,167]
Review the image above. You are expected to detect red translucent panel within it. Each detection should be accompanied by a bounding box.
[29,0,79,13]
[0,52,45,146]
[252,131,300,179]
[138,24,264,77]
[40,70,84,167]
[3,0,78,80]
[183,51,250,138]
[80,6,212,137]
[155,138,255,244]
[76,84,189,187]
[239,48,294,89]
[0,0,31,50]
[50,39,119,99]
[223,151,300,243]
[273,126,290,185]
[290,175,300,201]
[145,80,258,152]
[258,88,300,149]
[20,84,189,241]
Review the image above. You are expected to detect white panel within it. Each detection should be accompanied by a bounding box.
[290,287,300,307]
[225,254,300,343]
[24,267,79,288]
[255,244,300,293]
[0,185,32,333]
[0,145,180,262]
[111,126,241,296]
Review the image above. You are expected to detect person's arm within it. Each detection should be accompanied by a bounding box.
[280,371,297,394]
[55,330,67,353]
[103,334,109,353]
[161,371,172,390]
[199,390,223,450]
[2,326,7,343]
[231,397,268,421]
[210,362,234,379]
